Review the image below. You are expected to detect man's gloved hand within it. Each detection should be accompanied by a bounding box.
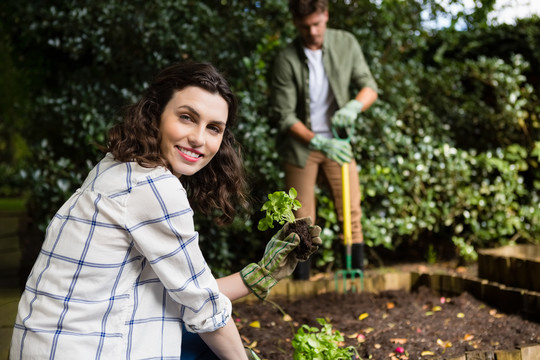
[240,217,322,300]
[309,134,352,165]
[332,99,363,130]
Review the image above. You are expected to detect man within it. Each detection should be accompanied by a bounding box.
[270,0,378,279]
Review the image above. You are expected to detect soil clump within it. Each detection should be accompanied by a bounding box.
[284,218,315,260]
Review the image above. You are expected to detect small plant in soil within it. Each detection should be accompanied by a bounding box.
[292,318,360,360]
[258,188,316,260]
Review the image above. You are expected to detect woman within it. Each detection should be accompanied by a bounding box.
[10,62,321,359]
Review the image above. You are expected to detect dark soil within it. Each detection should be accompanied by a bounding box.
[284,218,315,261]
[234,286,540,359]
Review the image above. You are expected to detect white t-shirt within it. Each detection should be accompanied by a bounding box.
[304,47,338,138]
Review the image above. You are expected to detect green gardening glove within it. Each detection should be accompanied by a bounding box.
[309,134,352,165]
[331,99,363,130]
[241,217,322,300]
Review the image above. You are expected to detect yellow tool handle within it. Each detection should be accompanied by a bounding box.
[341,163,352,247]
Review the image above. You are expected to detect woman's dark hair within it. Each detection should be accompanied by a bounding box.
[289,0,328,19]
[107,62,248,224]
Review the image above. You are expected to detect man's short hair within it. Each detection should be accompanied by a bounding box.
[288,0,328,19]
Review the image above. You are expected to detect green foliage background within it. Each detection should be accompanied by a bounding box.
[1,0,538,276]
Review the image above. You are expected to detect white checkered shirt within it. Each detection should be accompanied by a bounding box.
[10,153,231,359]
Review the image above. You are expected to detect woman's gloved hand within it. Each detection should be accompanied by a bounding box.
[240,217,322,300]
[309,135,352,165]
[331,99,363,130]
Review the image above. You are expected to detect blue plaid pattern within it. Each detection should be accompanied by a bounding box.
[10,153,231,359]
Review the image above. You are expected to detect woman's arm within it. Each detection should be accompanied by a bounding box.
[217,272,251,301]
[199,317,249,360]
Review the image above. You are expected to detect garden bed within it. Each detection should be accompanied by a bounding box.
[234,268,540,359]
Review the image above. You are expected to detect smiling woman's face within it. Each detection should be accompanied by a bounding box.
[159,86,228,177]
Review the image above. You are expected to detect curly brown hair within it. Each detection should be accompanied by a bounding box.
[107,62,248,225]
[288,0,328,19]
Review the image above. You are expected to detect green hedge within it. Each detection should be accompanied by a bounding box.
[1,0,538,276]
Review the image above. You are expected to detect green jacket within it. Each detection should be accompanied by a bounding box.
[270,28,378,167]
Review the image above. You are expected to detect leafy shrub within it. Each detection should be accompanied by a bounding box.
[1,0,539,277]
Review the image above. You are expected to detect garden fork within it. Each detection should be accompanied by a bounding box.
[333,127,363,293]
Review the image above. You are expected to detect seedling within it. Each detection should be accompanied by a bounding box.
[292,318,359,360]
[258,188,318,260]
[257,188,302,231]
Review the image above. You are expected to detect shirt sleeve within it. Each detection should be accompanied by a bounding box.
[271,49,304,133]
[349,33,378,93]
[124,171,231,333]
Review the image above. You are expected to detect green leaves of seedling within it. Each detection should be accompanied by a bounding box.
[257,188,302,231]
[292,318,359,360]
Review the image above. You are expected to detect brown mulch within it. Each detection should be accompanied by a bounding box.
[234,268,540,359]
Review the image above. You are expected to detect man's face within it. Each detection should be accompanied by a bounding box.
[294,10,329,50]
